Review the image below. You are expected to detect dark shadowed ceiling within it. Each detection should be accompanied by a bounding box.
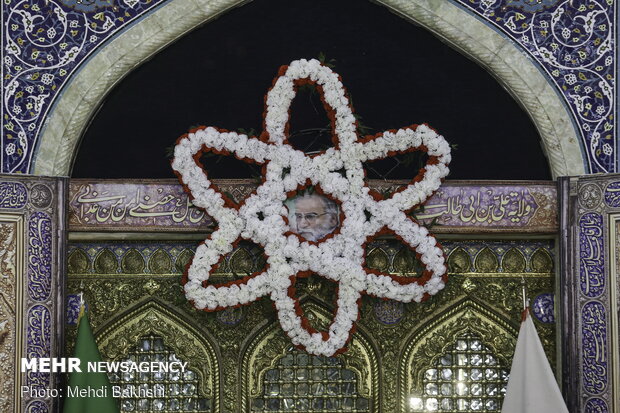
[72,0,551,180]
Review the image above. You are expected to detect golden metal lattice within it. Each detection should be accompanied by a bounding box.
[109,334,211,412]
[66,239,555,412]
[409,332,509,412]
[251,349,369,412]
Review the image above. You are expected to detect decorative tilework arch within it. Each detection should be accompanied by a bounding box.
[31,0,586,178]
[95,299,221,411]
[240,301,380,412]
[399,300,518,413]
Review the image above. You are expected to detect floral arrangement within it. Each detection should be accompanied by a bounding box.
[171,58,451,356]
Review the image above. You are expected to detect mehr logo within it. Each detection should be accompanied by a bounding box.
[21,358,82,373]
[21,357,189,373]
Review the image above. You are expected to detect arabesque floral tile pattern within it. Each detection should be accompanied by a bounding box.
[1,0,615,173]
[456,0,615,173]
[2,0,167,173]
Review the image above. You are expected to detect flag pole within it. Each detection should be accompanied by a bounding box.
[520,277,529,321]
[503,276,569,413]
[78,282,85,323]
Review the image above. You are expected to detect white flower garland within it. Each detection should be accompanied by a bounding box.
[172,58,451,356]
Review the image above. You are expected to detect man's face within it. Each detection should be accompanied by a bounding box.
[292,195,337,242]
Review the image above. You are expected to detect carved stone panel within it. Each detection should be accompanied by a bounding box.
[0,220,19,413]
[0,174,67,413]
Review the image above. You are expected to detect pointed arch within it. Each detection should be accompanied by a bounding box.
[398,299,518,412]
[95,299,221,410]
[33,0,585,178]
[239,301,380,412]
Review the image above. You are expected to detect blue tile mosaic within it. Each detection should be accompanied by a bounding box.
[0,0,616,173]
[28,211,52,301]
[581,301,607,394]
[2,0,167,173]
[532,293,555,323]
[452,0,615,173]
[579,213,605,297]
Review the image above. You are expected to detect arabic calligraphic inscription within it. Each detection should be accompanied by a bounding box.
[581,301,608,394]
[416,185,546,228]
[26,305,51,389]
[604,181,620,207]
[30,184,53,209]
[584,398,608,412]
[370,181,556,232]
[0,182,27,209]
[68,180,557,233]
[68,180,214,231]
[28,212,52,301]
[578,213,605,298]
[580,184,603,209]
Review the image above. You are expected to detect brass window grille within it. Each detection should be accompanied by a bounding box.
[410,333,509,412]
[108,334,211,412]
[252,349,370,412]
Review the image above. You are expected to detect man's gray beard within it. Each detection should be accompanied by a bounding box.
[299,224,336,242]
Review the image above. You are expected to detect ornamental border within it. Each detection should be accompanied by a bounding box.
[0,0,598,176]
[561,174,620,412]
[0,175,67,413]
[66,179,558,233]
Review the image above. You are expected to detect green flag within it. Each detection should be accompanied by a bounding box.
[63,301,120,413]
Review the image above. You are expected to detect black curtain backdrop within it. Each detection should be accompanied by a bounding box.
[73,0,551,180]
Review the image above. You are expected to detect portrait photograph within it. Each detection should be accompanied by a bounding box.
[286,192,340,242]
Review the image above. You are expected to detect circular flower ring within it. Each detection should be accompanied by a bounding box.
[172,58,451,356]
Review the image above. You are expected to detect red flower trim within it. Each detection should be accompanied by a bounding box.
[181,235,270,313]
[285,271,360,355]
[361,225,448,300]
[360,124,446,210]
[172,59,450,355]
[260,65,358,157]
[174,125,270,210]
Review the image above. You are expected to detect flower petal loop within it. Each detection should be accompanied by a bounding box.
[172,59,451,356]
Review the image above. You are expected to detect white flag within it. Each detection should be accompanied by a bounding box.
[501,309,569,413]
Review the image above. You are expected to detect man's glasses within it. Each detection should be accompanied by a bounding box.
[295,213,328,223]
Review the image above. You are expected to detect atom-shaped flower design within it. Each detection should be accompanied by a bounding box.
[172,59,451,356]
